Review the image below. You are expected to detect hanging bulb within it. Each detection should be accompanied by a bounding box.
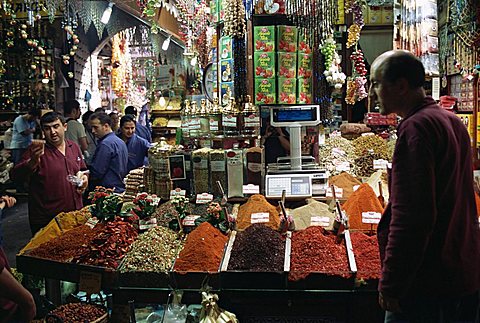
[101,2,114,24]
[162,35,171,51]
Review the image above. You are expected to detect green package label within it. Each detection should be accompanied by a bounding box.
[254,26,275,52]
[277,52,297,78]
[298,54,313,78]
[297,78,313,104]
[278,78,297,104]
[210,0,218,23]
[220,59,234,82]
[254,52,275,78]
[219,36,233,59]
[277,25,298,52]
[298,32,313,54]
[255,78,276,104]
[219,0,225,21]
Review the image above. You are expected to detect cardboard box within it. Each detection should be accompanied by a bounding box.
[297,53,312,78]
[210,0,218,23]
[254,52,275,78]
[277,52,297,78]
[219,36,233,60]
[297,78,313,104]
[220,59,234,82]
[368,6,382,25]
[254,26,275,52]
[255,78,276,104]
[219,0,225,22]
[221,82,235,104]
[277,25,298,52]
[278,78,297,104]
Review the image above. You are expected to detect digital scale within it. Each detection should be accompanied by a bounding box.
[265,105,328,199]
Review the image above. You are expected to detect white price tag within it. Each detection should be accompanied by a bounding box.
[139,218,157,230]
[353,185,360,192]
[189,119,201,130]
[326,186,343,198]
[251,212,270,224]
[335,161,350,172]
[211,160,226,172]
[209,119,219,131]
[222,115,237,127]
[243,184,260,195]
[361,132,375,137]
[362,212,382,224]
[196,193,214,204]
[85,217,99,229]
[331,148,346,157]
[170,189,186,199]
[310,216,331,227]
[182,215,200,226]
[373,159,389,170]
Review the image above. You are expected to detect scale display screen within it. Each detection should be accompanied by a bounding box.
[270,105,320,127]
[265,174,312,198]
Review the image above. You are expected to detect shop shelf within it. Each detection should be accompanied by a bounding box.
[151,110,181,115]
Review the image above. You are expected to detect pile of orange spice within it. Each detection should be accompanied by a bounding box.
[236,194,281,231]
[342,183,384,230]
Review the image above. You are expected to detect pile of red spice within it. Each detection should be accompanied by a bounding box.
[174,222,228,272]
[350,231,381,280]
[73,219,138,269]
[289,226,351,281]
[28,225,102,262]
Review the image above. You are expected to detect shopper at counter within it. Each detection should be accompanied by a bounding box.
[12,112,88,235]
[370,50,480,321]
[82,111,97,166]
[124,106,152,143]
[118,115,150,172]
[88,112,128,193]
[10,107,40,165]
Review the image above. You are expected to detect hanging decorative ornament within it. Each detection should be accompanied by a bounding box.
[346,24,362,48]
[224,0,247,38]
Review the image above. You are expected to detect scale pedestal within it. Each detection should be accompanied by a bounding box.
[264,105,328,199]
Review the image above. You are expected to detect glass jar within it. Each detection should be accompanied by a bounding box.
[181,100,191,139]
[241,95,260,137]
[198,99,210,138]
[222,97,240,137]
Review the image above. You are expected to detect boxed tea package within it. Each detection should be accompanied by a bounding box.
[210,0,219,23]
[298,32,312,54]
[278,78,297,104]
[297,78,313,104]
[277,25,298,52]
[220,59,234,82]
[278,52,297,78]
[219,36,233,59]
[297,53,313,78]
[255,78,277,104]
[254,52,275,78]
[254,26,275,52]
[221,82,235,104]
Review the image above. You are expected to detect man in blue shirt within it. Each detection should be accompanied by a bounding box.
[10,107,40,164]
[88,112,128,193]
[118,115,150,172]
[124,106,152,143]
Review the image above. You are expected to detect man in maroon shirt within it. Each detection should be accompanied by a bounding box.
[370,50,480,321]
[12,112,88,235]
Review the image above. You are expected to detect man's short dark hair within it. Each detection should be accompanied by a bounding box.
[89,112,112,127]
[380,51,425,88]
[28,107,41,117]
[64,100,80,115]
[124,106,137,117]
[95,107,106,113]
[40,112,66,127]
[82,110,94,124]
[120,114,136,128]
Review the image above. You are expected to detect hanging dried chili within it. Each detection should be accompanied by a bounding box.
[289,226,351,281]
[350,231,381,280]
[174,222,228,272]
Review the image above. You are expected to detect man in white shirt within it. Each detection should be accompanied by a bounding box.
[10,107,40,165]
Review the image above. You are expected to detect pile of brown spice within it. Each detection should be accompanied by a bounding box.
[350,231,381,280]
[342,183,384,231]
[329,172,362,199]
[28,225,101,262]
[289,226,351,281]
[236,194,280,231]
[174,222,228,272]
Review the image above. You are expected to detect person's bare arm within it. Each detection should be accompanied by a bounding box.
[0,268,36,321]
